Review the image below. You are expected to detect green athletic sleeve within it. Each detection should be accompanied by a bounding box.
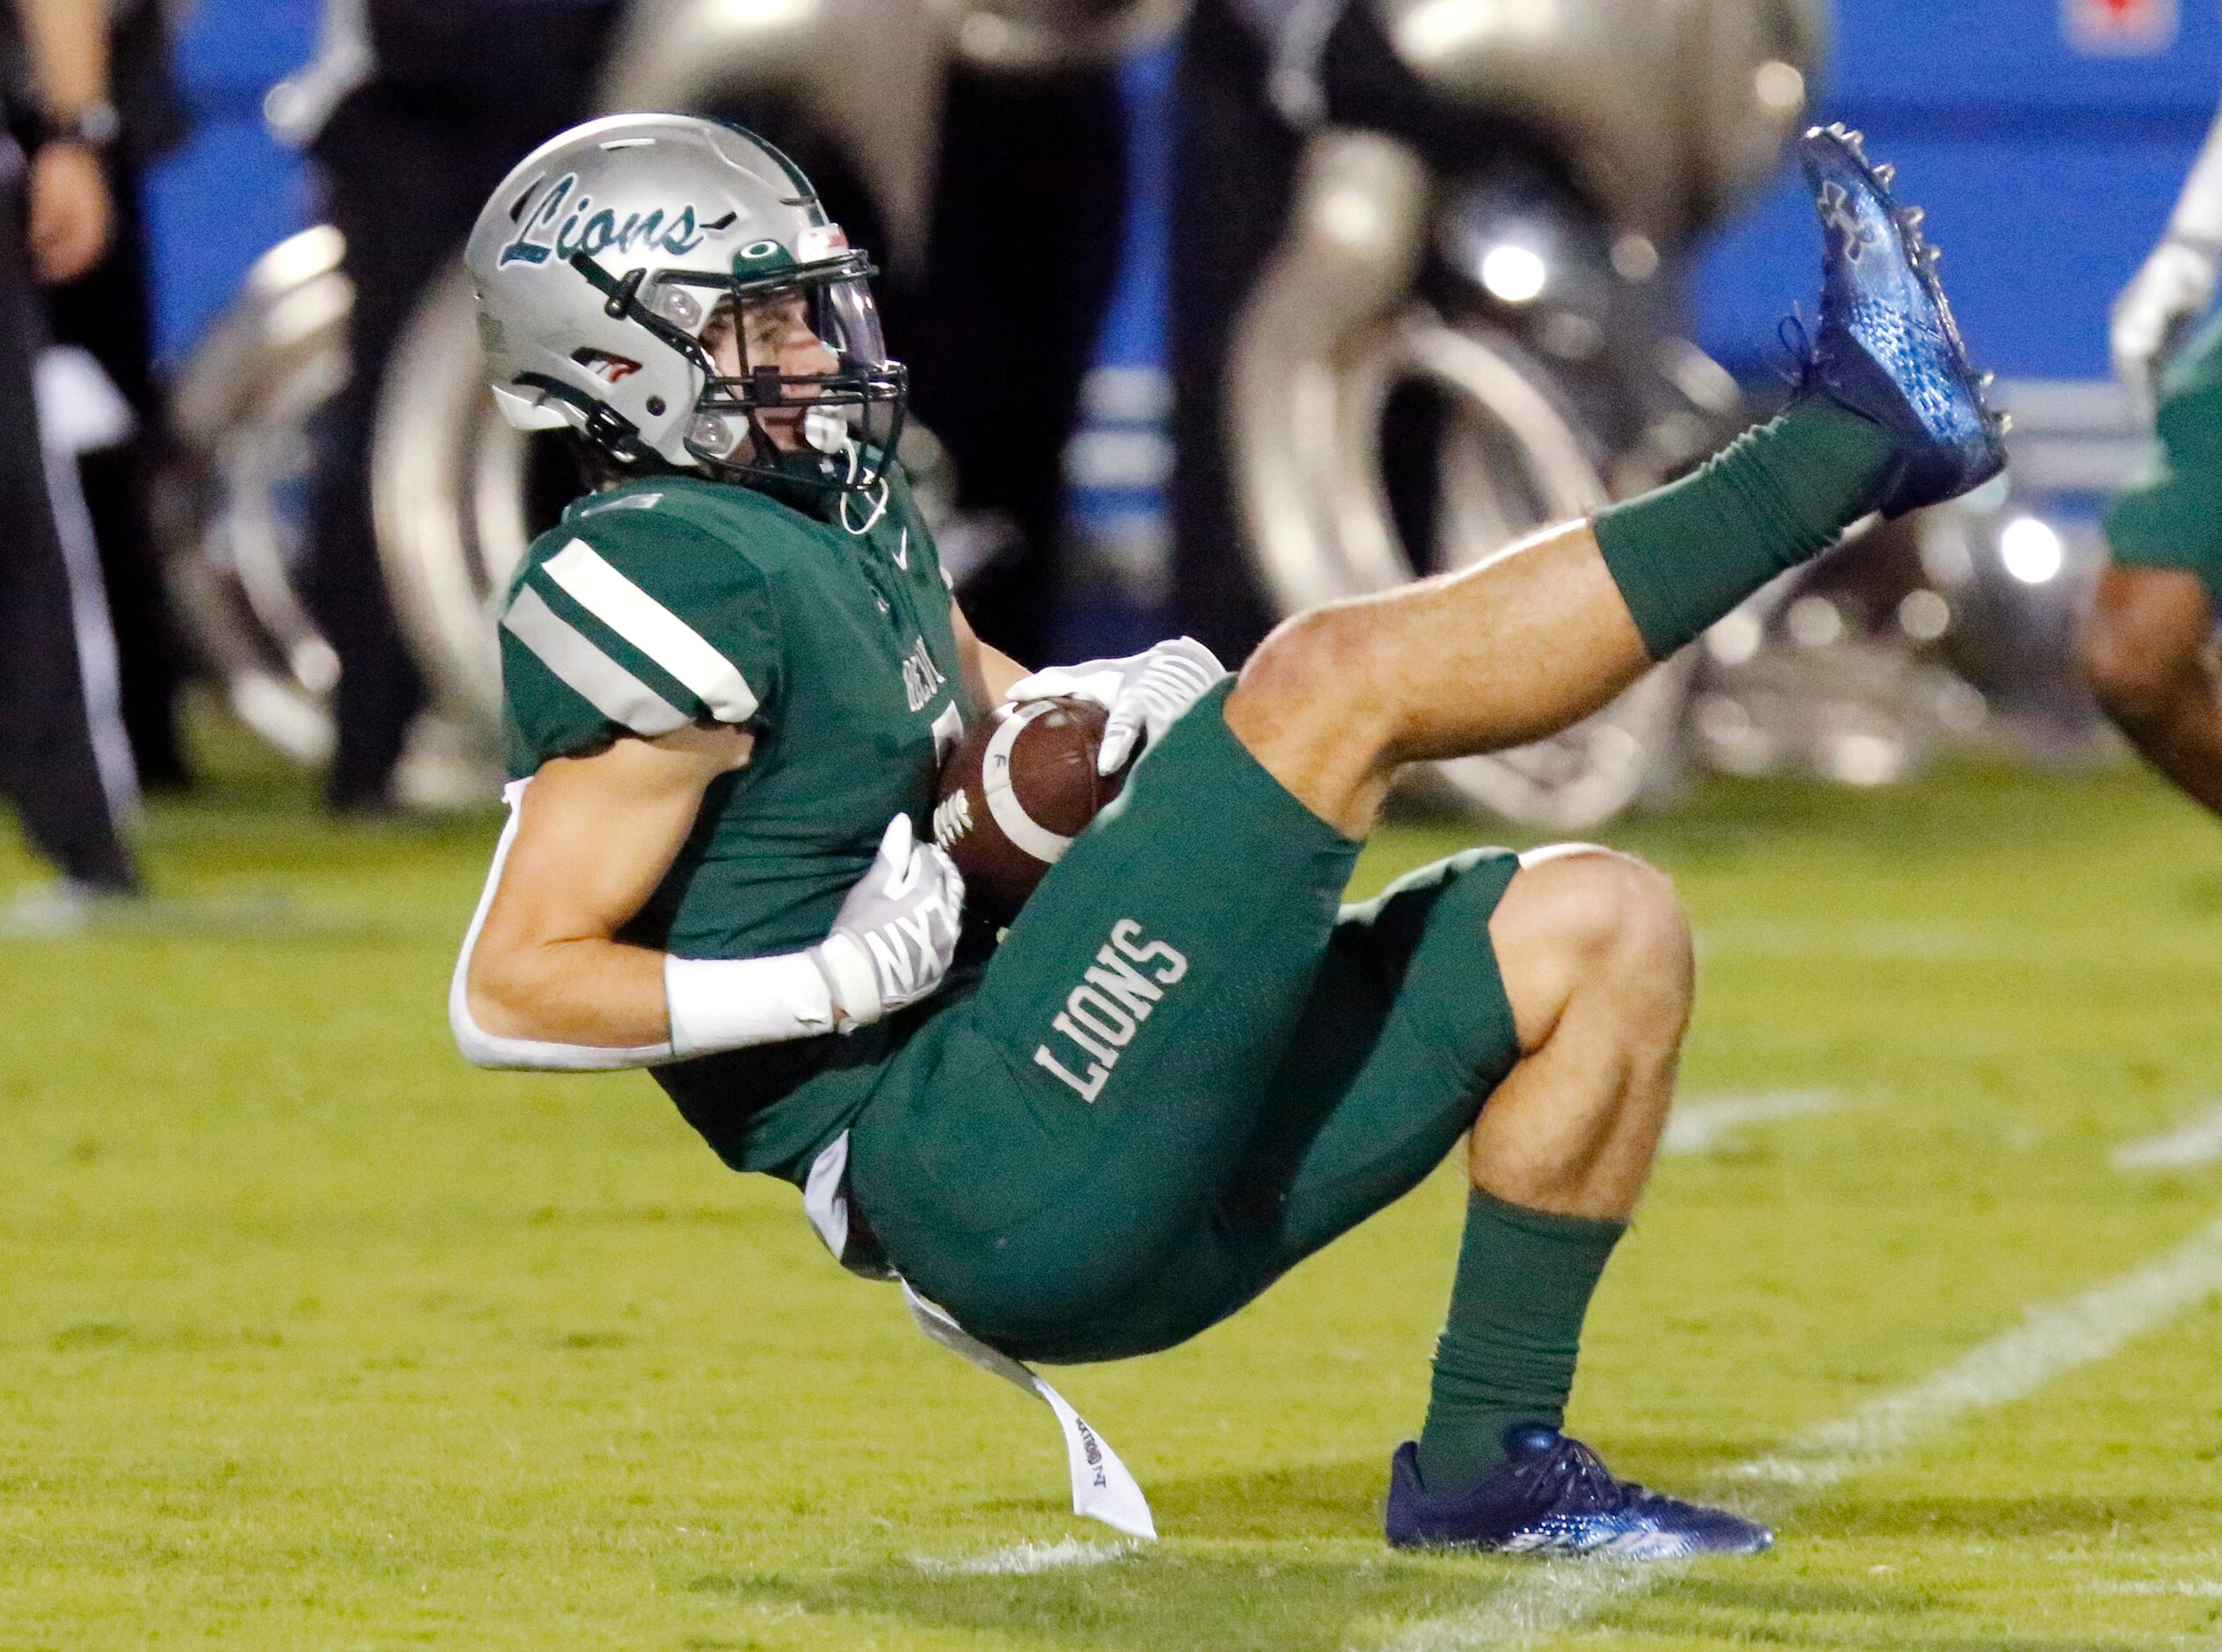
[498,508,785,769]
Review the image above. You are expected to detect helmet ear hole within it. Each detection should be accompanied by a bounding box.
[571,347,642,385]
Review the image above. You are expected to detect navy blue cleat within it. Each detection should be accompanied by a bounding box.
[1799,123,2006,518]
[1384,1429,1774,1560]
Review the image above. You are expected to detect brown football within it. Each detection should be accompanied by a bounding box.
[932,697,1126,926]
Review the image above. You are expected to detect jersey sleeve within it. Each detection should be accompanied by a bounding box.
[498,508,784,767]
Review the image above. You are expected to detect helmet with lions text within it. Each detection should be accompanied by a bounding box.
[464,113,906,493]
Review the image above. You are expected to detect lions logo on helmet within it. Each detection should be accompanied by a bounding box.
[464,113,907,493]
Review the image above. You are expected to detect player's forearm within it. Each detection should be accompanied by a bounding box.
[979,642,1029,703]
[466,935,675,1050]
[458,930,846,1070]
[12,0,107,114]
[949,598,1029,706]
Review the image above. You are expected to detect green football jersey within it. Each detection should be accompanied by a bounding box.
[495,465,978,1180]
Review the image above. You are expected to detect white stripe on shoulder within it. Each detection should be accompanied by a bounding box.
[574,491,662,516]
[501,584,690,736]
[541,538,760,722]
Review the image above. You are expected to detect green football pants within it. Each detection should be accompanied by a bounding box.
[847,682,1524,1364]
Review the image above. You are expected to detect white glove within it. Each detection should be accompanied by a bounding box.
[808,815,965,1031]
[2112,238,2218,414]
[1006,637,1225,776]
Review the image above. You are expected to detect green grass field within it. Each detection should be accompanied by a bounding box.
[7,716,2222,1651]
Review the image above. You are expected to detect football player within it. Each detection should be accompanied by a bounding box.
[2086,108,2222,821]
[453,113,2002,1556]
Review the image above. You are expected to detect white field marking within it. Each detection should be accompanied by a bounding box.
[2101,1580,2222,1598]
[2114,1101,2222,1173]
[1378,1209,2222,1652]
[910,1538,1140,1577]
[1659,1089,1845,1158]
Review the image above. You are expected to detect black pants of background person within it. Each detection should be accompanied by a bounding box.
[1170,0,1518,664]
[46,157,192,790]
[879,62,1127,665]
[0,150,137,891]
[1168,0,1300,665]
[304,0,616,813]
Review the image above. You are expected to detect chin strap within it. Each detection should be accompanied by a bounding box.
[836,440,892,535]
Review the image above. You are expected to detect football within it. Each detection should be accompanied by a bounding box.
[932,697,1126,925]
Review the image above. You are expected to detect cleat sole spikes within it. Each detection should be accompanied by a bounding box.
[1796,123,2007,515]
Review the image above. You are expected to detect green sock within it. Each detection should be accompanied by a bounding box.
[1414,1188,1627,1493]
[1592,396,1897,662]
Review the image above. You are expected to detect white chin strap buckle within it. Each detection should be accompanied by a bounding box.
[805,406,851,456]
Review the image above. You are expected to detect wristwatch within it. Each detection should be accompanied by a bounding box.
[29,100,122,154]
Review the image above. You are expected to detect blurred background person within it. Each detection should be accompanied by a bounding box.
[2086,91,2222,822]
[1167,0,1521,664]
[1166,0,1305,664]
[0,0,141,903]
[287,0,623,815]
[33,0,192,793]
[874,45,1128,666]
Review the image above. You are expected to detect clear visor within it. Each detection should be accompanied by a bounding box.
[640,256,905,485]
[818,275,891,371]
[645,264,892,374]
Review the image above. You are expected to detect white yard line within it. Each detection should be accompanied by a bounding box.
[1660,1090,1844,1158]
[1379,1209,2222,1652]
[2101,1580,2222,1598]
[911,1538,1139,1577]
[2114,1102,2222,1173]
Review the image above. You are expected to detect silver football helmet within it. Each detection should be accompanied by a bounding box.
[464,113,906,491]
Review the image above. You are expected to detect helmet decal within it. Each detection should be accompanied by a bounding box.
[499,172,734,268]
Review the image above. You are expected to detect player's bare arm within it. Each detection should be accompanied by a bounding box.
[2080,565,2222,819]
[951,599,1027,706]
[466,725,751,1049]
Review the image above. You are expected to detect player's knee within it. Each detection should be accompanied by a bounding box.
[1497,849,1693,1042]
[1234,603,1395,746]
[1575,853,1692,1016]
